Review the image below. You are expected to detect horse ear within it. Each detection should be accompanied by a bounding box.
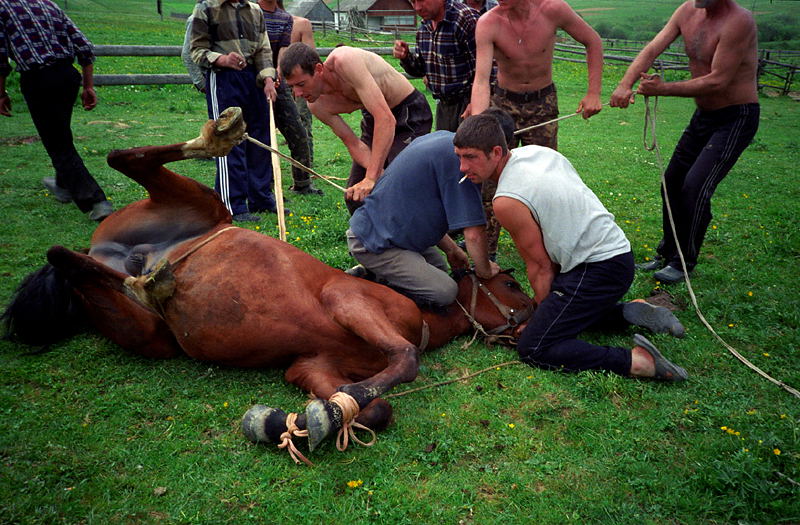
[501,268,515,276]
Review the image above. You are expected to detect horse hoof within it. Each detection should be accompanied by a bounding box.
[216,107,243,135]
[241,404,287,444]
[305,399,340,452]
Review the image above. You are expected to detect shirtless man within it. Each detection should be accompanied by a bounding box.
[280,43,432,213]
[610,0,759,283]
[470,0,604,149]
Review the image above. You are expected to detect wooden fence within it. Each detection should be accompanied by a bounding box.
[93,43,799,95]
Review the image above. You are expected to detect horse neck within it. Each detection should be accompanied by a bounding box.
[419,303,471,350]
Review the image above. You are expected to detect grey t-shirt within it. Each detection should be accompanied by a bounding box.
[494,145,630,272]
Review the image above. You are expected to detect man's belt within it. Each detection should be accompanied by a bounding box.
[494,84,555,103]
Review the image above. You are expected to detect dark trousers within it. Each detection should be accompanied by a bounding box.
[346,89,432,214]
[434,93,469,132]
[20,60,106,213]
[518,252,635,377]
[206,68,274,215]
[658,104,760,270]
[273,83,313,190]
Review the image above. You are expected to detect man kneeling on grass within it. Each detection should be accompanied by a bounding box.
[453,112,688,381]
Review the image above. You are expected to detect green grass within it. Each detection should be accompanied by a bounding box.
[1,2,799,523]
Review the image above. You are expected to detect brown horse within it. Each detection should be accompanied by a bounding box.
[2,108,534,458]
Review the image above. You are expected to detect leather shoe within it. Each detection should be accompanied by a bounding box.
[89,200,114,222]
[633,333,688,382]
[233,212,261,222]
[636,255,665,271]
[42,177,72,203]
[654,264,687,284]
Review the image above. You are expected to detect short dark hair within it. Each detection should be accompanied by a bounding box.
[482,107,516,148]
[279,42,321,78]
[453,114,508,156]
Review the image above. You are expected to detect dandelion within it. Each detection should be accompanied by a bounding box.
[712,225,717,230]
[347,479,364,488]
[746,409,756,415]
[508,423,515,429]
[774,448,781,456]
[166,416,174,421]
[223,402,229,408]
[780,414,787,419]
[440,413,446,417]
[720,426,728,430]
[255,225,260,231]
[728,323,735,328]
[763,353,770,357]
[747,291,753,297]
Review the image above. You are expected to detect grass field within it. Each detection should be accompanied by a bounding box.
[0,1,799,523]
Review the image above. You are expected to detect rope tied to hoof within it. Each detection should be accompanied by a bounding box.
[278,412,314,466]
[328,392,377,451]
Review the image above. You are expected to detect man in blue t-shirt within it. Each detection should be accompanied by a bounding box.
[347,131,499,307]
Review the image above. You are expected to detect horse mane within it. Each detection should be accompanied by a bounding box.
[1,263,87,346]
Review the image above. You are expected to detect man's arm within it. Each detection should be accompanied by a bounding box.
[395,40,426,78]
[312,105,372,169]
[469,15,496,116]
[463,225,500,279]
[80,63,97,111]
[609,7,682,107]
[556,3,603,118]
[494,197,554,305]
[638,13,755,98]
[336,52,397,202]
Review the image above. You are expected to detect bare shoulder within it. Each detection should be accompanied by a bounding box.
[539,0,577,18]
[726,3,756,31]
[476,8,504,34]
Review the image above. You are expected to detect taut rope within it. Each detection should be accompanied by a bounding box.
[514,103,609,135]
[243,133,347,193]
[643,95,799,399]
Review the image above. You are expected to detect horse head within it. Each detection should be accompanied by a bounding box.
[453,269,535,345]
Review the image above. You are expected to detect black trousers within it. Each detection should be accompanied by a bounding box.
[20,60,106,212]
[517,252,635,377]
[658,103,760,270]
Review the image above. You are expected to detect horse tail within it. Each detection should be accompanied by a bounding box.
[1,264,87,346]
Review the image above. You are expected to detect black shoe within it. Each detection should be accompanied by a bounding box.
[88,200,114,222]
[653,264,688,284]
[290,183,323,195]
[632,333,688,382]
[636,255,665,271]
[233,212,262,222]
[345,264,376,281]
[42,177,72,203]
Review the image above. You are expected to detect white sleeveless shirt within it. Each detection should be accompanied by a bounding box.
[494,146,630,273]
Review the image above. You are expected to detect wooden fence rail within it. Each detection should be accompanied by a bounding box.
[92,44,798,94]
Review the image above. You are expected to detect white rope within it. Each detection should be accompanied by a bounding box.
[513,103,609,135]
[643,95,799,398]
[268,99,287,241]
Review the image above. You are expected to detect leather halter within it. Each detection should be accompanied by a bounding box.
[463,273,534,340]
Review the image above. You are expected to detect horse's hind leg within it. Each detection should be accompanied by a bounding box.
[47,246,181,359]
[105,107,245,212]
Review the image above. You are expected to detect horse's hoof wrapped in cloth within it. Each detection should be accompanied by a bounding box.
[182,106,246,159]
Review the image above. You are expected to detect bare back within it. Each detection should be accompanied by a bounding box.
[313,47,415,116]
[676,0,758,109]
[290,16,315,46]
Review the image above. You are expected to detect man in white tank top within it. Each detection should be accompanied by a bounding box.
[453,112,688,381]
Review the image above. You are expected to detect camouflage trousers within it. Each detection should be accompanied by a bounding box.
[294,94,314,166]
[482,84,559,256]
[274,84,314,191]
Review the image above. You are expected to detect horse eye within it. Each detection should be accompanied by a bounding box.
[505,281,520,290]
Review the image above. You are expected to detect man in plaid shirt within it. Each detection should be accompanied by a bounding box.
[0,0,113,221]
[393,0,480,132]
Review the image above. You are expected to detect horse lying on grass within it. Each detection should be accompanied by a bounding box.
[2,108,534,463]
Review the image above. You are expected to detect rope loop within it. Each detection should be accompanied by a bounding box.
[329,392,377,451]
[277,412,314,466]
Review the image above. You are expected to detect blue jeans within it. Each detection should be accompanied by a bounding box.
[517,252,635,376]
